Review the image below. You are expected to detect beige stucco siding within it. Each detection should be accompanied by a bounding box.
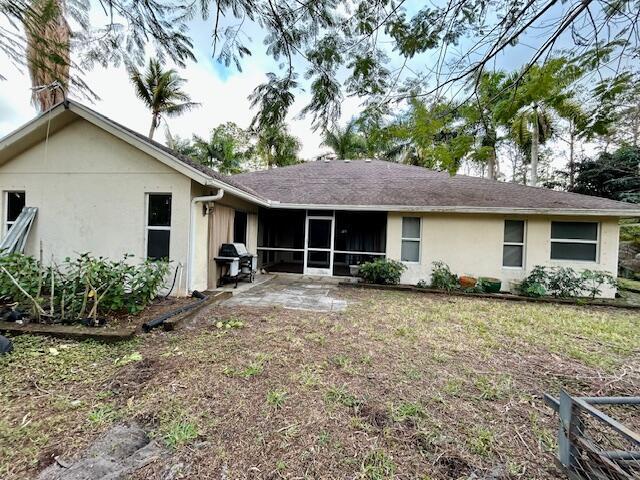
[0,119,194,295]
[386,212,620,298]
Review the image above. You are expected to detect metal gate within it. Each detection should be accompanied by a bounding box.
[544,390,640,479]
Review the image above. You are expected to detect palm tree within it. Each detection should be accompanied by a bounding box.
[510,103,554,186]
[191,123,251,174]
[256,124,301,168]
[25,0,71,111]
[321,120,365,160]
[129,58,199,139]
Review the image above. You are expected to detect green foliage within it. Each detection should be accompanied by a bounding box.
[177,122,253,174]
[321,119,365,159]
[361,450,396,479]
[429,261,458,291]
[519,265,616,299]
[358,258,406,285]
[620,222,640,246]
[580,270,618,299]
[255,123,301,168]
[128,58,199,139]
[571,146,640,203]
[518,265,549,297]
[468,426,494,457]
[325,385,361,408]
[266,389,287,409]
[0,253,44,313]
[392,99,474,174]
[0,253,169,322]
[163,420,199,449]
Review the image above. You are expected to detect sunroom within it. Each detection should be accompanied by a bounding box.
[256,209,387,276]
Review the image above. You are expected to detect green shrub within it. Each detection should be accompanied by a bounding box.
[430,261,458,291]
[518,266,548,297]
[620,222,640,246]
[0,253,45,313]
[580,270,618,299]
[358,258,406,285]
[519,266,616,299]
[0,252,169,322]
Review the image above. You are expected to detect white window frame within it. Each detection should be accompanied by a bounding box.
[145,193,172,260]
[4,190,26,235]
[502,219,526,269]
[550,221,600,263]
[400,216,421,264]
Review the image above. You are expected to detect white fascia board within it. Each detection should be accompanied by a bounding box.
[0,103,68,151]
[266,202,640,217]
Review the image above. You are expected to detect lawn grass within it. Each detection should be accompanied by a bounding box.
[619,276,640,292]
[0,288,638,479]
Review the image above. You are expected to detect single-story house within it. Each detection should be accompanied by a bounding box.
[1,100,639,297]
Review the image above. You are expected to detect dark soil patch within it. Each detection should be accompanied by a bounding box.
[358,402,391,429]
[436,455,474,477]
[106,358,159,397]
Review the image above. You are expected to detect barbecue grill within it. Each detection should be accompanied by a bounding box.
[214,243,257,288]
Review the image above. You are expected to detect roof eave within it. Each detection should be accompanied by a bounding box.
[266,202,640,217]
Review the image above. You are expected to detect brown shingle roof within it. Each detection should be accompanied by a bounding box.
[229,159,639,212]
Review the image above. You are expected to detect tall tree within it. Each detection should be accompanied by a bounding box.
[321,120,365,160]
[191,123,252,174]
[461,71,509,180]
[497,59,584,185]
[129,58,198,139]
[390,99,474,174]
[25,0,72,110]
[255,124,300,168]
[571,146,640,203]
[5,0,639,131]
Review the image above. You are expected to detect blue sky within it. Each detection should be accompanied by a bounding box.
[0,0,595,166]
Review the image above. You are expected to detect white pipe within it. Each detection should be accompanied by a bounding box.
[187,189,224,293]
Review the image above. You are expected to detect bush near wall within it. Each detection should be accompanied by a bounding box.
[358,258,406,285]
[0,253,169,324]
[519,266,617,299]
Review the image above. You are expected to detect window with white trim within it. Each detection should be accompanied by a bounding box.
[550,221,598,262]
[146,194,171,260]
[401,217,421,262]
[502,220,525,267]
[4,191,25,233]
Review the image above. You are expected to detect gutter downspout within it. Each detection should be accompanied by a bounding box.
[187,189,224,293]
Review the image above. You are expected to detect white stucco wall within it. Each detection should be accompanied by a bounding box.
[386,212,620,298]
[0,119,194,294]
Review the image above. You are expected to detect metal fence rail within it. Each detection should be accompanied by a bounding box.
[545,390,640,479]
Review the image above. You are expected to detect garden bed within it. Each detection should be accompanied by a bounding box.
[340,282,640,310]
[0,296,197,341]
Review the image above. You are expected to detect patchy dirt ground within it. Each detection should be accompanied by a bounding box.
[1,288,638,479]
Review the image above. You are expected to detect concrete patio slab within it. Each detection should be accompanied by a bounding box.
[220,274,349,312]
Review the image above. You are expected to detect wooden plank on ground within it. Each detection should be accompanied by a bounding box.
[0,321,136,342]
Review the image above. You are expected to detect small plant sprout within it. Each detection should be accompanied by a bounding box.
[266,389,287,409]
[468,426,495,456]
[361,450,396,479]
[87,405,117,425]
[392,402,425,422]
[163,420,199,449]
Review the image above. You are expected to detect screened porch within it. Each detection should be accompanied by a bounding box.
[256,209,387,276]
